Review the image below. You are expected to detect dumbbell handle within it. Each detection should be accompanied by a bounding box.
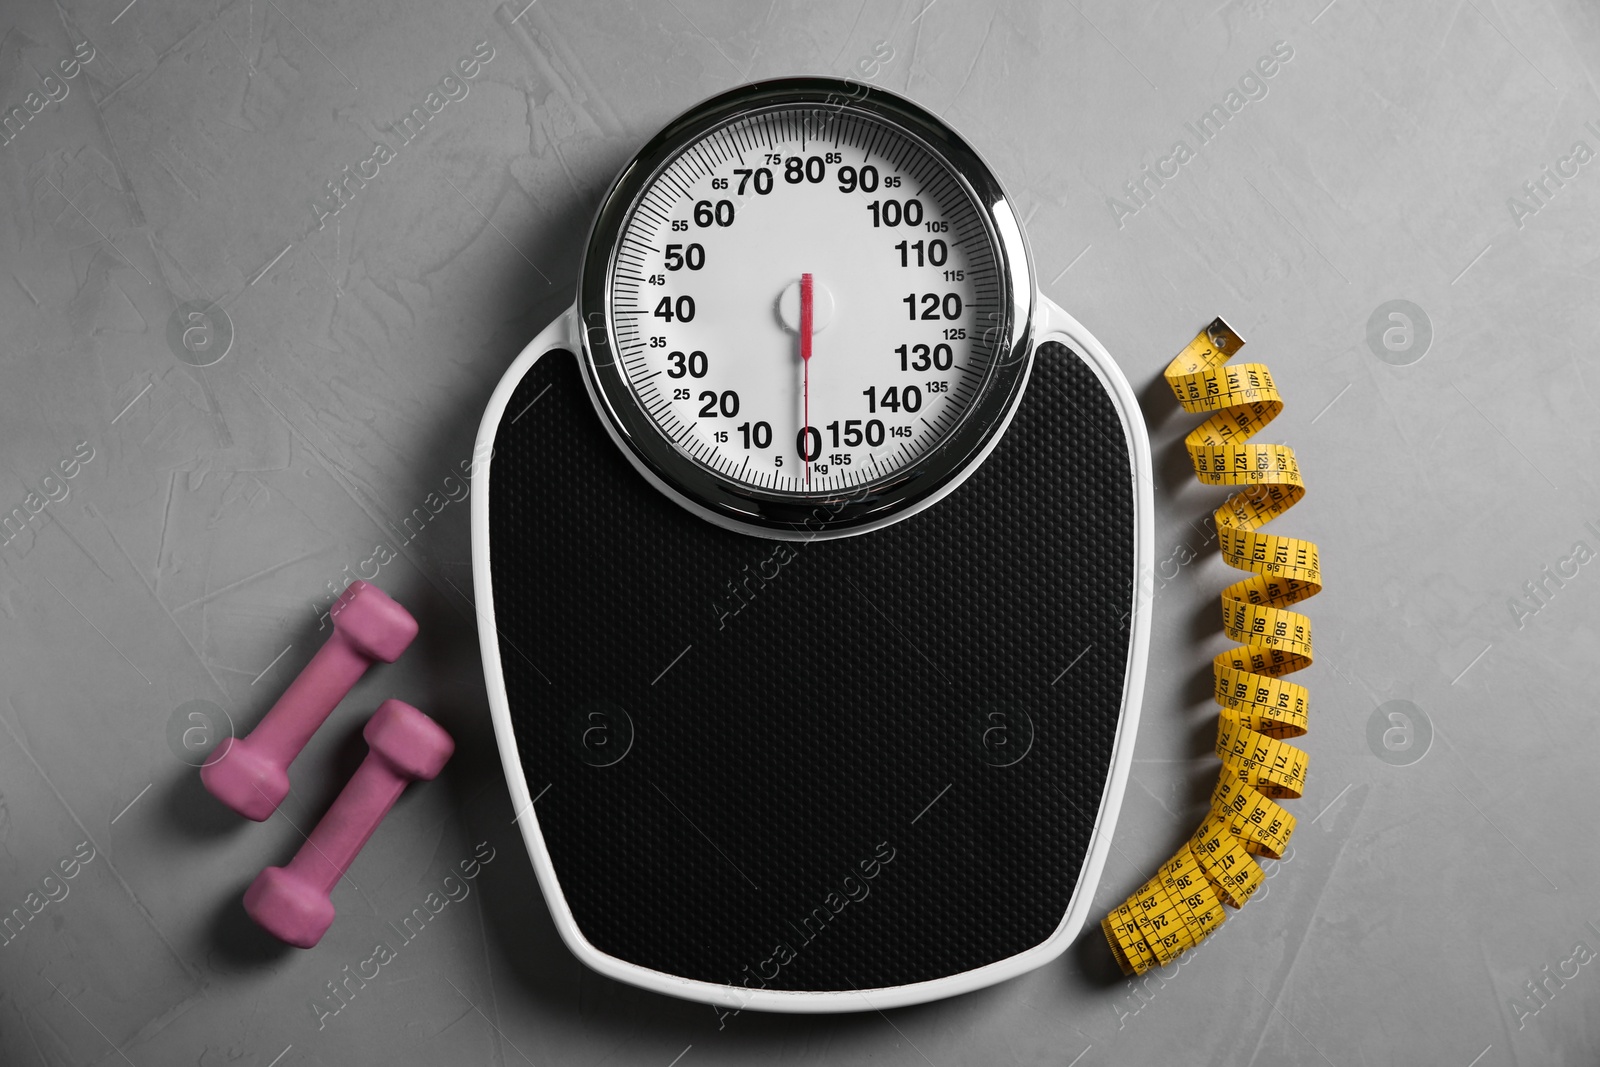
[242,700,450,948]
[284,753,410,895]
[245,633,373,764]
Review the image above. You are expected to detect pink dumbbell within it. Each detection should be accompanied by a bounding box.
[244,699,453,948]
[202,580,417,821]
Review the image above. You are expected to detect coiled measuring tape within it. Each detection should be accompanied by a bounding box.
[1101,318,1321,975]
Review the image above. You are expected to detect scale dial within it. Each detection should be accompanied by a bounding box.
[579,79,1033,537]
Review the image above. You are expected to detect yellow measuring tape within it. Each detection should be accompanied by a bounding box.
[1102,318,1321,975]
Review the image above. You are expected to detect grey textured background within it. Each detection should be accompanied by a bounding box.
[1,0,1598,1064]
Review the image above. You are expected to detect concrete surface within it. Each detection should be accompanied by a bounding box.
[2,0,1598,1064]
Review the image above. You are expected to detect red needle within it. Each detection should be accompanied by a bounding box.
[800,272,814,485]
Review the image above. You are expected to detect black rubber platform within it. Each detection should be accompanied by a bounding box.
[487,341,1133,991]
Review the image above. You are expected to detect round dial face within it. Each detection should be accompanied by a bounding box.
[581,80,1032,535]
[608,107,1011,490]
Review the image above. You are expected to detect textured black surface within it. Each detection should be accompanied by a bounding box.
[487,342,1134,992]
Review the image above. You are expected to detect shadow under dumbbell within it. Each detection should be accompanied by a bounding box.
[207,881,296,965]
[161,766,246,840]
[290,720,373,824]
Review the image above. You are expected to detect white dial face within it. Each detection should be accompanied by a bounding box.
[605,105,1004,496]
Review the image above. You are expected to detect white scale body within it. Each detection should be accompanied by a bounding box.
[471,78,1152,1013]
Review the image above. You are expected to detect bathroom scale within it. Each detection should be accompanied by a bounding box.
[470,77,1152,1013]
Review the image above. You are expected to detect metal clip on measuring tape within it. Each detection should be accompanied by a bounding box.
[1102,318,1321,975]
